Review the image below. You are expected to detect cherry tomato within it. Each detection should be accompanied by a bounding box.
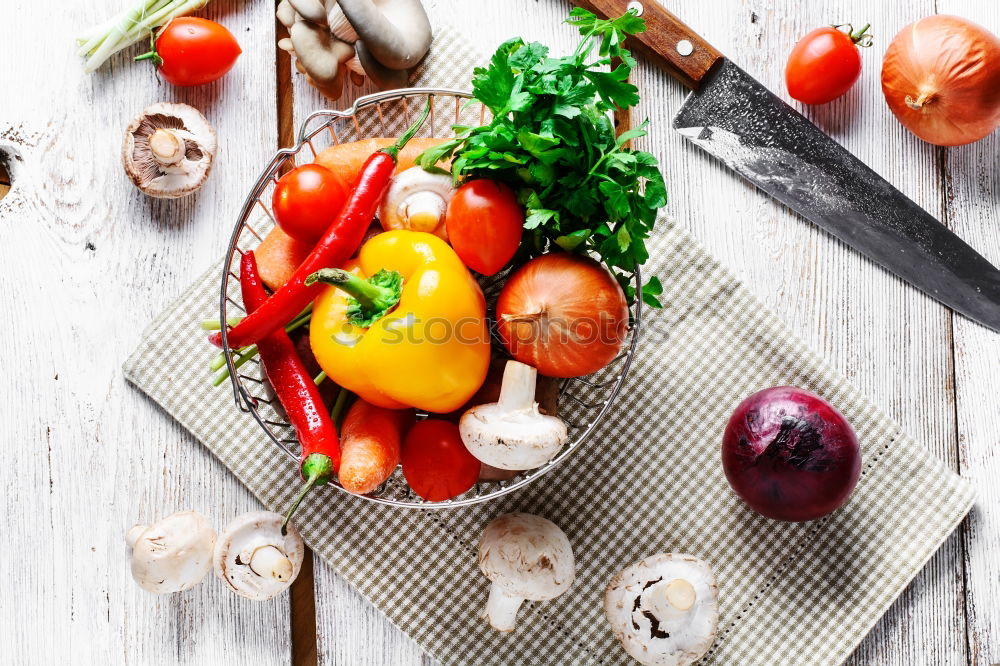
[142,17,241,87]
[272,164,351,244]
[785,24,870,105]
[401,420,481,501]
[446,180,524,276]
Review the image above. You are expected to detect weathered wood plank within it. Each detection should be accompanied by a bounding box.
[294,2,576,663]
[0,1,289,664]
[939,3,1000,664]
[630,1,965,663]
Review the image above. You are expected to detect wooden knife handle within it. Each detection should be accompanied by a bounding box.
[571,0,724,90]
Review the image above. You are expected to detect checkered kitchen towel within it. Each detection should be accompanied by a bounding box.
[124,25,974,666]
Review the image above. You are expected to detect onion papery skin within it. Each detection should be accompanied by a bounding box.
[881,14,1000,146]
[721,386,861,522]
[496,254,629,378]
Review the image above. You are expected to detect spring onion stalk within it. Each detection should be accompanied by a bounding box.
[77,0,210,72]
[201,316,244,331]
[208,306,314,382]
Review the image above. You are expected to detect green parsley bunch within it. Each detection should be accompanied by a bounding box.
[417,9,666,306]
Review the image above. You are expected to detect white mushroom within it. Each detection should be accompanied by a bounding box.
[460,361,568,470]
[126,511,216,594]
[379,166,455,239]
[214,511,305,600]
[478,513,575,631]
[121,102,216,198]
[604,554,720,666]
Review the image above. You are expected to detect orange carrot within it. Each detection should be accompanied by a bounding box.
[257,137,450,290]
[255,225,315,292]
[338,399,414,495]
[314,136,449,183]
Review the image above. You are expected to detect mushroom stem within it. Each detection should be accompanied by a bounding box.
[497,361,538,412]
[484,583,525,632]
[402,192,447,232]
[249,545,294,582]
[664,578,696,611]
[126,524,148,549]
[149,128,186,168]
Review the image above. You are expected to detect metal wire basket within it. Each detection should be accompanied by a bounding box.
[219,87,642,508]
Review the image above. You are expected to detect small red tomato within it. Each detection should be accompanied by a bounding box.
[785,24,871,105]
[141,17,241,87]
[446,179,524,275]
[272,164,351,243]
[401,420,481,501]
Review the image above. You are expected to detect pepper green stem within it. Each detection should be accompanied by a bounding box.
[281,453,334,535]
[382,100,432,161]
[306,268,403,327]
[307,269,393,310]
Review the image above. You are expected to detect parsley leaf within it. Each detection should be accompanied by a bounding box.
[417,9,667,305]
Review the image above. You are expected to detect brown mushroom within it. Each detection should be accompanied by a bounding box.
[121,102,216,199]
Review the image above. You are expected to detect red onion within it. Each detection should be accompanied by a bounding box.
[721,386,861,522]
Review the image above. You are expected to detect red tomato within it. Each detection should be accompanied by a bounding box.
[401,420,481,501]
[147,17,241,87]
[785,25,869,105]
[271,164,351,244]
[446,180,524,275]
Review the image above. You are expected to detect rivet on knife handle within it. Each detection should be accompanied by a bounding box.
[570,0,724,90]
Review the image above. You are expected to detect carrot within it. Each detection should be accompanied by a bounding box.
[255,225,315,292]
[314,136,449,183]
[257,137,450,290]
[338,399,415,495]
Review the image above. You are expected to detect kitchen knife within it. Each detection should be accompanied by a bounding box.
[572,0,1000,331]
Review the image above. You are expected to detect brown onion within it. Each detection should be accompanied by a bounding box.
[496,254,628,378]
[881,15,1000,146]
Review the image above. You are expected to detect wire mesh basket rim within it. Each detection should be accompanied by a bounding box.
[219,87,643,509]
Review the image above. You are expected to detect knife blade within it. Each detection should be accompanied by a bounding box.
[571,0,1000,331]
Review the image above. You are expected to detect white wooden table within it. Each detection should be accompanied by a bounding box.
[2,1,997,664]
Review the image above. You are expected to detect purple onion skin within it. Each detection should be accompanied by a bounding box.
[721,386,861,522]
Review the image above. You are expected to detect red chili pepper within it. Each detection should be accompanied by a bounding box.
[211,102,432,350]
[238,251,340,532]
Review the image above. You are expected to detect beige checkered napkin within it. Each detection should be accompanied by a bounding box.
[123,26,974,666]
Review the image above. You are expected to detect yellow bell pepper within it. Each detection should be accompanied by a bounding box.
[308,230,490,413]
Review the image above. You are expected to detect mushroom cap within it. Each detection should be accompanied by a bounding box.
[127,510,216,594]
[121,102,216,199]
[213,511,305,600]
[460,403,568,470]
[478,513,575,602]
[604,554,719,666]
[378,166,454,239]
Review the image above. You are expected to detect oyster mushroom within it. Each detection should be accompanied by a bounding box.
[477,513,575,631]
[337,0,433,71]
[604,554,720,666]
[122,102,216,198]
[277,0,432,99]
[214,511,305,600]
[289,19,355,100]
[379,166,455,239]
[460,361,569,470]
[126,510,216,594]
